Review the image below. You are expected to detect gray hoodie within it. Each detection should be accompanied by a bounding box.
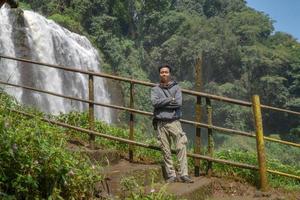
[151,81,182,121]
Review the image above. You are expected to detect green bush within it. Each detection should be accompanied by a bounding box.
[119,176,178,200]
[48,14,84,34]
[0,91,101,199]
[56,111,162,163]
[55,109,300,190]
[18,2,31,10]
[1,89,299,197]
[213,149,300,190]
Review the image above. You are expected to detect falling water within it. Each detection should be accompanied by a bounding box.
[0,5,112,123]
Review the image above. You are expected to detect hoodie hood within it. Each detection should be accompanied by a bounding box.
[159,80,178,89]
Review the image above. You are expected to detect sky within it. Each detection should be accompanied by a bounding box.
[246,0,300,41]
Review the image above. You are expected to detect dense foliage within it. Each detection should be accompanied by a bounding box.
[212,148,300,190]
[0,89,299,200]
[55,111,161,162]
[2,0,300,195]
[0,91,101,199]
[18,0,300,143]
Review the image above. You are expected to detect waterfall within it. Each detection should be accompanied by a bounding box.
[0,5,112,123]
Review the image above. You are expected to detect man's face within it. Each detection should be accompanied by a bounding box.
[160,67,170,83]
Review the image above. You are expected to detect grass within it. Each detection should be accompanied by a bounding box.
[57,110,300,190]
[0,91,101,199]
[0,89,299,199]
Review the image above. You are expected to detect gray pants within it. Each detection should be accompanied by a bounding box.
[157,120,188,178]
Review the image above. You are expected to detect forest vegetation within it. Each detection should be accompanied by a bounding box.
[1,0,300,198]
[18,0,300,142]
[0,90,299,199]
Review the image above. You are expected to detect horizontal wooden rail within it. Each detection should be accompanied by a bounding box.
[1,80,299,148]
[261,104,300,116]
[1,55,300,116]
[0,80,151,116]
[1,54,300,184]
[1,106,299,181]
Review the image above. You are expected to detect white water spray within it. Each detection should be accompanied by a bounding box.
[0,6,112,123]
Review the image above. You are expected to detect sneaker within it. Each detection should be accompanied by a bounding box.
[179,175,194,183]
[166,176,177,183]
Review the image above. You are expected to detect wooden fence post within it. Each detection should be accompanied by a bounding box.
[206,97,213,177]
[88,73,95,149]
[194,55,203,177]
[129,82,134,162]
[252,95,268,191]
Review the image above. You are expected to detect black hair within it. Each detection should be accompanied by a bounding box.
[158,64,172,73]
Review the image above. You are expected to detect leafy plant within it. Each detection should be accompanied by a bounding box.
[0,91,101,199]
[119,176,179,200]
[212,148,300,190]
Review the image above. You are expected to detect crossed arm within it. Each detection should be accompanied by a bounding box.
[151,87,182,109]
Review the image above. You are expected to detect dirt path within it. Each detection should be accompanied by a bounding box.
[209,178,300,200]
[67,139,300,200]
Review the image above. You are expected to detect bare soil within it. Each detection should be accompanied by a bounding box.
[209,177,300,200]
[67,139,300,200]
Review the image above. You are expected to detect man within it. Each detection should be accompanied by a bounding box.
[151,64,193,183]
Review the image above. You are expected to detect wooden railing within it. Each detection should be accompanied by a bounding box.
[0,55,299,191]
